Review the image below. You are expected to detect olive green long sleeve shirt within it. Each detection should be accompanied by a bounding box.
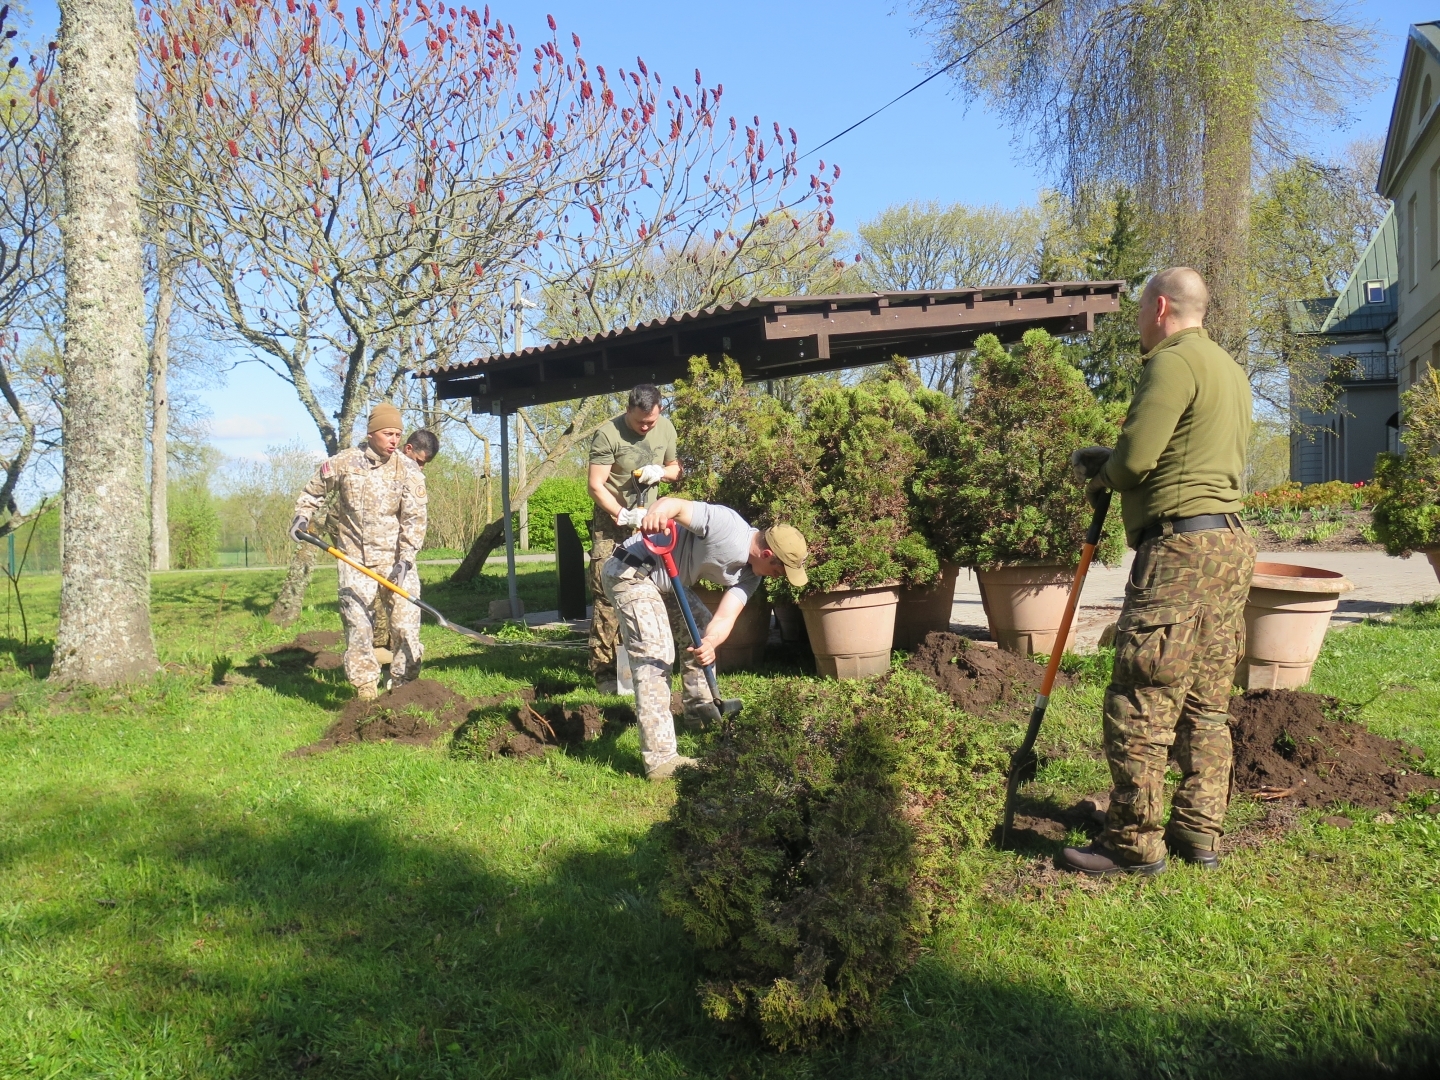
[1097,326,1251,547]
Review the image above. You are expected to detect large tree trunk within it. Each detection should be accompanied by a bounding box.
[52,0,159,684]
[1198,82,1255,363]
[268,505,328,626]
[149,253,172,572]
[449,517,507,584]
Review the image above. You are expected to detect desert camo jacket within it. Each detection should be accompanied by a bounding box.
[294,446,427,569]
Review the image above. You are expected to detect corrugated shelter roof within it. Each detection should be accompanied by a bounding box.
[420,282,1125,412]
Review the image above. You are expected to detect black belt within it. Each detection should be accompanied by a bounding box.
[617,548,654,570]
[1137,513,1242,546]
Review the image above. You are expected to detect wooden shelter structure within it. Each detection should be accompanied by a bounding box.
[416,282,1125,612]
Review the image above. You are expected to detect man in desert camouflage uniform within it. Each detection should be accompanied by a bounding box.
[290,403,428,701]
[602,495,807,780]
[587,384,681,693]
[1064,267,1255,876]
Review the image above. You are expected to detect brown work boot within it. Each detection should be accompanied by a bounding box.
[355,682,379,702]
[1059,842,1166,877]
[646,754,698,782]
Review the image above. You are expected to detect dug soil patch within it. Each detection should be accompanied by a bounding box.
[906,631,1060,720]
[1228,689,1440,809]
[291,679,494,756]
[488,700,635,759]
[260,630,346,671]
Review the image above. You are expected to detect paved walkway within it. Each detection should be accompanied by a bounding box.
[950,550,1440,652]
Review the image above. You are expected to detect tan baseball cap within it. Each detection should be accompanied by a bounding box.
[763,525,809,588]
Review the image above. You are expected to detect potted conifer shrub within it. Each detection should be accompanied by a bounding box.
[913,329,1124,655]
[769,371,938,678]
[1373,368,1440,580]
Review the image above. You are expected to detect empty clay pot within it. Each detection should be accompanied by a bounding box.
[693,588,771,672]
[974,564,1073,656]
[893,562,960,651]
[1235,561,1354,689]
[772,599,808,646]
[798,586,899,679]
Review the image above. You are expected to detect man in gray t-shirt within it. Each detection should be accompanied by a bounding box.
[602,497,808,781]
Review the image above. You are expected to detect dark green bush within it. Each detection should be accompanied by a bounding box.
[1372,370,1440,557]
[1372,452,1440,556]
[522,476,592,551]
[661,670,1007,1050]
[913,329,1125,569]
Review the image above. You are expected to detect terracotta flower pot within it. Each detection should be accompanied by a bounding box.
[974,564,1073,656]
[893,562,960,650]
[798,586,899,679]
[1234,562,1354,690]
[694,589,772,672]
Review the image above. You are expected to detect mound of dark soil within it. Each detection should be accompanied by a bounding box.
[1228,690,1440,809]
[487,700,635,759]
[290,679,495,756]
[261,630,346,671]
[905,631,1059,719]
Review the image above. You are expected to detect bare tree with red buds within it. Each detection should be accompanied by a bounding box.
[0,7,59,538]
[140,0,834,458]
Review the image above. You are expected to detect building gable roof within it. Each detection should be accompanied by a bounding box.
[1379,23,1440,198]
[1317,206,1398,336]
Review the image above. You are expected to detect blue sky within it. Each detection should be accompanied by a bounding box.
[20,0,1434,461]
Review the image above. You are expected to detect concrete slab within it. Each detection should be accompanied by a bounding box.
[949,550,1440,653]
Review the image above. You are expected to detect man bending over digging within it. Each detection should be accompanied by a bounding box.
[603,497,808,781]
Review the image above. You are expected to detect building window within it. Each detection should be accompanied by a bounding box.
[1411,356,1419,387]
[1364,280,1386,303]
[1425,74,1435,119]
[1410,194,1420,289]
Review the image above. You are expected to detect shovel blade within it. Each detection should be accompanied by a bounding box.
[719,697,742,716]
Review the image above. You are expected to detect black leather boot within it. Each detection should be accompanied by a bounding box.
[1166,831,1221,869]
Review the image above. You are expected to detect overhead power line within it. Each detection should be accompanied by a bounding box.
[805,0,1061,161]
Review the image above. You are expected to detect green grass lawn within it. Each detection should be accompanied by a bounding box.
[2,567,1439,1077]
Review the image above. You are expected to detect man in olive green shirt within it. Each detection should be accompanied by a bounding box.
[1063,267,1256,877]
[586,384,682,692]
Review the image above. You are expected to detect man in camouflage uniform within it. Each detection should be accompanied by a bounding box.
[586,384,681,693]
[1064,267,1256,876]
[373,429,440,663]
[291,403,428,700]
[603,496,807,780]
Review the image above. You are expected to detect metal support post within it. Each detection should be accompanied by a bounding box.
[499,406,520,619]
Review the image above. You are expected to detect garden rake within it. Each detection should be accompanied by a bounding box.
[294,529,493,646]
[1000,490,1112,849]
[641,523,743,717]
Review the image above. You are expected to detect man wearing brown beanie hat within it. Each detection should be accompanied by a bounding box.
[291,402,428,700]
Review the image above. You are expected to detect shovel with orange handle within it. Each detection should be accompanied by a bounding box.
[1000,489,1112,849]
[293,529,494,645]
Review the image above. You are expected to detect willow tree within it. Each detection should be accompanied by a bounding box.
[915,0,1379,357]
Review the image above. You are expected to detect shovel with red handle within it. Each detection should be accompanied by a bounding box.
[1000,489,1113,849]
[641,523,743,717]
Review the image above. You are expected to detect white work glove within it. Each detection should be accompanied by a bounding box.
[636,463,666,486]
[388,558,412,585]
[1070,445,1112,484]
[616,506,647,529]
[289,515,310,543]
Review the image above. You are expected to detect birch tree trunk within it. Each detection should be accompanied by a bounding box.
[149,253,172,572]
[52,0,158,685]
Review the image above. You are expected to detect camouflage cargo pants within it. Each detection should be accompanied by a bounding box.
[601,559,714,774]
[1102,523,1256,864]
[588,517,634,683]
[337,561,423,690]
